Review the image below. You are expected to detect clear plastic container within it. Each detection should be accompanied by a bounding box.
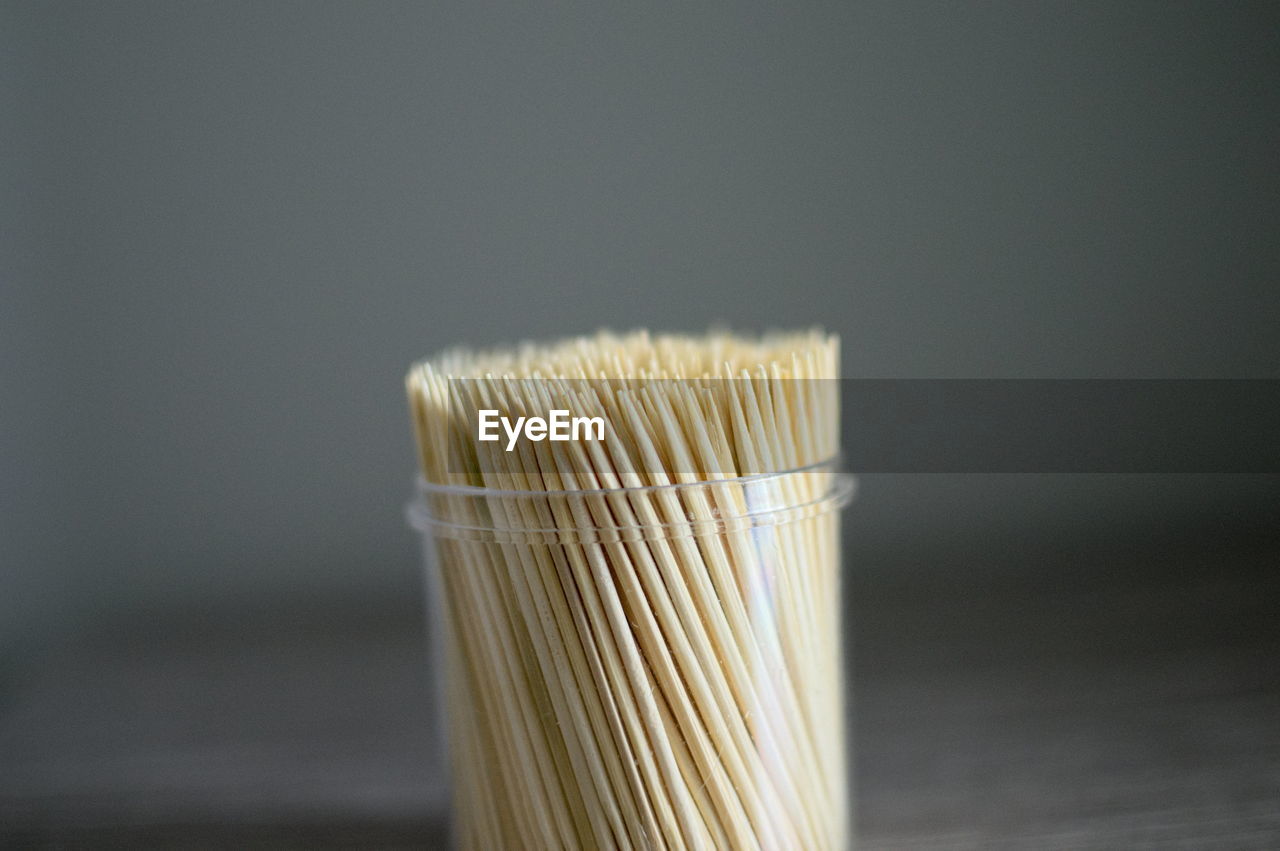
[407,462,855,850]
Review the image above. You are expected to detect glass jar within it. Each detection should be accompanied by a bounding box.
[408,462,855,849]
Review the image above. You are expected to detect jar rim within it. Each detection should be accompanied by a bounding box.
[413,455,843,499]
[406,458,854,540]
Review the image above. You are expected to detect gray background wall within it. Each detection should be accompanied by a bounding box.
[4,1,1278,649]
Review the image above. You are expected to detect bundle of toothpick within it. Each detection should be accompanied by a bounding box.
[406,330,846,850]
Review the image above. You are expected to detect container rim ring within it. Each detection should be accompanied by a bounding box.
[412,455,844,499]
[407,461,855,538]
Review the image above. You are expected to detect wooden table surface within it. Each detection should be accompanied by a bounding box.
[3,532,1277,849]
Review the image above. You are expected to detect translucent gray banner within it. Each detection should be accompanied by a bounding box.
[439,379,1280,475]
